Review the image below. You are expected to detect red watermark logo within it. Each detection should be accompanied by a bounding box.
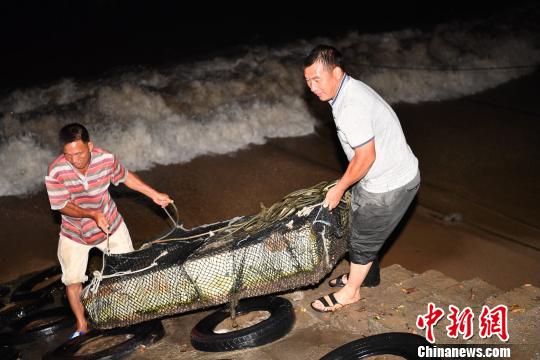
[416,303,509,343]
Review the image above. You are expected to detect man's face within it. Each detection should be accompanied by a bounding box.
[63,140,93,171]
[304,61,343,102]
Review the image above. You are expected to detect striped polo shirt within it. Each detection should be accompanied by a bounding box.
[45,147,128,245]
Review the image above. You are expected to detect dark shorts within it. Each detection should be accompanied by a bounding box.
[348,171,420,265]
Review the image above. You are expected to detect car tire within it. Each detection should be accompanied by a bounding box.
[0,345,20,360]
[191,296,295,352]
[10,266,63,302]
[0,295,52,327]
[0,285,10,298]
[43,320,165,360]
[0,307,75,345]
[319,332,437,360]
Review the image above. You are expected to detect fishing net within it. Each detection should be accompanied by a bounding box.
[82,180,350,329]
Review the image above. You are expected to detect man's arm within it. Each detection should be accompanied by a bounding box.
[59,202,110,233]
[324,139,376,210]
[123,171,172,208]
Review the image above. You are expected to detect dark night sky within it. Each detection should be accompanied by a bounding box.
[0,0,537,93]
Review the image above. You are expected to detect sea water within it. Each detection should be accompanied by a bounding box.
[0,9,538,197]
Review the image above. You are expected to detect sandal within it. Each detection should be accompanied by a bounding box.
[329,273,348,288]
[328,265,381,288]
[68,330,86,340]
[311,292,343,312]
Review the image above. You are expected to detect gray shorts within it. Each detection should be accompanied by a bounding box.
[348,171,420,265]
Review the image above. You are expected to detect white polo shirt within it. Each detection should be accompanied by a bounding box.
[330,74,418,193]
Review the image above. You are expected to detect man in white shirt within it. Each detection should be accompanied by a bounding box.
[304,45,420,312]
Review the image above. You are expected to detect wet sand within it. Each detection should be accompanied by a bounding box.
[1,70,539,291]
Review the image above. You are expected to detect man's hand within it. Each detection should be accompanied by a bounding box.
[322,140,375,211]
[152,192,173,208]
[323,185,345,211]
[91,210,110,234]
[124,172,173,208]
[60,202,110,234]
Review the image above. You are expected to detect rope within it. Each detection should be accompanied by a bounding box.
[153,202,180,241]
[105,231,110,255]
[149,180,346,244]
[163,203,178,226]
[83,181,350,297]
[83,203,178,298]
[312,206,330,267]
[83,250,169,298]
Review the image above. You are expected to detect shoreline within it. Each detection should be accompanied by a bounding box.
[1,70,539,290]
[1,133,538,290]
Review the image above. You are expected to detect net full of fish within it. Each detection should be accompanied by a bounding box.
[82,181,350,329]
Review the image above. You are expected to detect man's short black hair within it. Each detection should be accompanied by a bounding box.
[303,44,344,71]
[59,123,90,145]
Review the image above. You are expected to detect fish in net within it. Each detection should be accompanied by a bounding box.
[82,180,350,329]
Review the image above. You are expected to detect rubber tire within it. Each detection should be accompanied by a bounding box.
[0,307,75,345]
[191,296,295,352]
[0,285,10,298]
[0,295,53,326]
[0,345,20,360]
[43,320,165,360]
[10,265,63,302]
[319,332,437,360]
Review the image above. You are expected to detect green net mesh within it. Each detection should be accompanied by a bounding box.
[82,180,350,329]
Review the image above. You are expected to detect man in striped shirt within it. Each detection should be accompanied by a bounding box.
[45,123,172,338]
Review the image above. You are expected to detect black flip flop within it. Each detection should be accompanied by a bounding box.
[329,273,348,288]
[311,292,343,312]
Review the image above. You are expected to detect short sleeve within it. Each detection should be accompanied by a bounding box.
[338,104,374,148]
[45,175,70,210]
[111,154,128,186]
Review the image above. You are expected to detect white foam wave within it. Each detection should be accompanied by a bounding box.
[1,15,538,197]
[0,136,55,196]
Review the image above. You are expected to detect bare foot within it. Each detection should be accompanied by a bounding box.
[76,321,89,334]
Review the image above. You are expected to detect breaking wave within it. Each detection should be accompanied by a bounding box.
[1,11,538,196]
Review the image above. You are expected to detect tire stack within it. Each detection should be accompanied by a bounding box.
[1,266,68,358]
[1,266,167,359]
